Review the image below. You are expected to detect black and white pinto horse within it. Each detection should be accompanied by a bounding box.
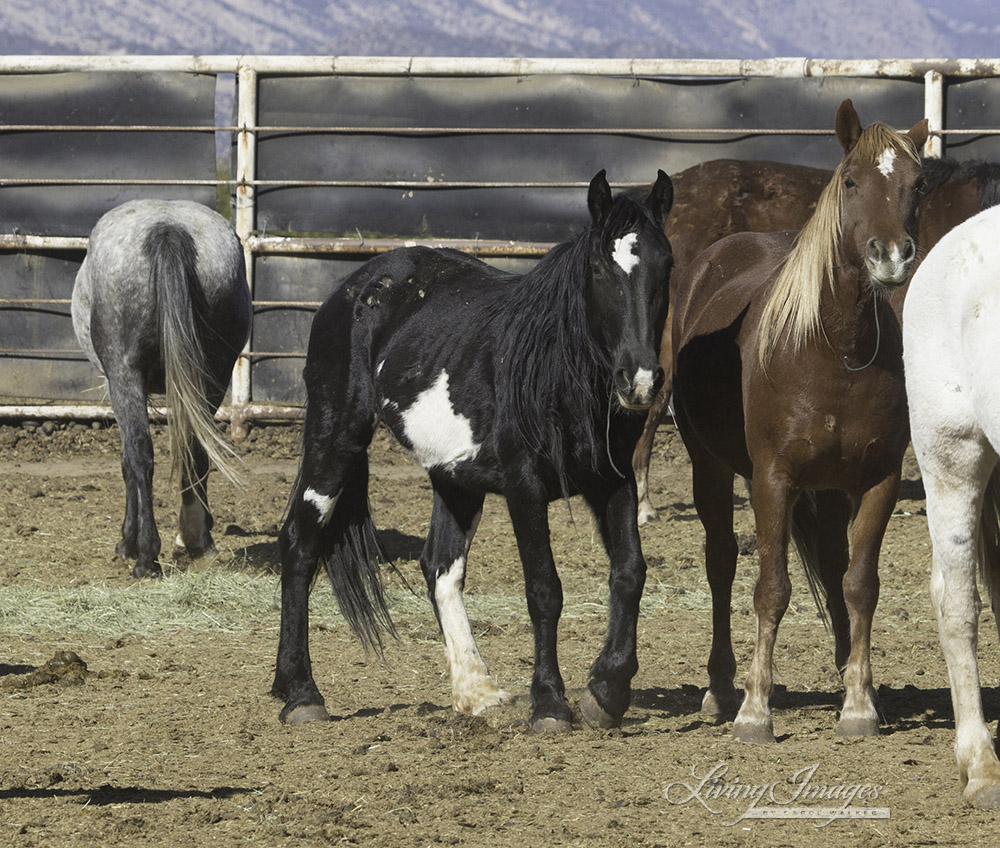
[273,170,674,730]
[72,200,252,578]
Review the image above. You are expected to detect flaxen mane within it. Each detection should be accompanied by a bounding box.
[755,123,921,369]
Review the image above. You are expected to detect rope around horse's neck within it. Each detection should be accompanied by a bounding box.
[606,396,626,478]
[842,294,881,372]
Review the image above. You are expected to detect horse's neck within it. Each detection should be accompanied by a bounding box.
[820,264,882,356]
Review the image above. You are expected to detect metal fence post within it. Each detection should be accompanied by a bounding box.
[231,63,258,441]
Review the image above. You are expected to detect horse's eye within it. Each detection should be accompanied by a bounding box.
[844,177,857,190]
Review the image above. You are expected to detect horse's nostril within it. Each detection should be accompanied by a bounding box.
[902,237,916,262]
[866,237,884,261]
[613,367,631,391]
[652,366,665,395]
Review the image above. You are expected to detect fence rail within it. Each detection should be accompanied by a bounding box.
[2,55,999,434]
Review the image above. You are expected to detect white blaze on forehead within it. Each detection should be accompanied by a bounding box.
[612,232,640,274]
[400,370,481,470]
[303,487,340,526]
[877,147,896,177]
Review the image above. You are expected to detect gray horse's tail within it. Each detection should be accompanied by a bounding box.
[146,224,243,491]
[978,468,1000,616]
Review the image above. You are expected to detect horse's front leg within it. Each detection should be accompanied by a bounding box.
[835,472,897,737]
[580,479,647,728]
[506,482,571,731]
[733,470,793,743]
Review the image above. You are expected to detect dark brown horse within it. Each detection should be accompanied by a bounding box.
[634,154,1000,523]
[671,100,927,742]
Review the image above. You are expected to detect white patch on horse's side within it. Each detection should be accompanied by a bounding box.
[303,487,340,526]
[612,232,640,274]
[877,147,896,177]
[435,555,508,714]
[400,371,481,471]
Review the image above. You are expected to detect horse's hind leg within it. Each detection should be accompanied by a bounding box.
[421,482,508,715]
[805,490,853,671]
[921,441,1000,807]
[105,370,161,578]
[272,394,376,724]
[175,384,226,557]
[633,382,670,525]
[176,436,214,557]
[688,445,740,718]
[633,321,673,526]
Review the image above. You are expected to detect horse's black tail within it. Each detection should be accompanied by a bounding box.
[978,468,1000,617]
[789,489,833,629]
[146,223,242,490]
[314,452,396,654]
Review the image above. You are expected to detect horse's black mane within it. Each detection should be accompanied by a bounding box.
[490,194,658,494]
[921,156,1000,210]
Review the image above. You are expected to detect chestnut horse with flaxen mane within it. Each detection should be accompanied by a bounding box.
[671,100,927,743]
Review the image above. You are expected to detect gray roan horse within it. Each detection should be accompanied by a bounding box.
[72,200,252,578]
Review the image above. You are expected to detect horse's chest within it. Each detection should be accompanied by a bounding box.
[788,392,905,480]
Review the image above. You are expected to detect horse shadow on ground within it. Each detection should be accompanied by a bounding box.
[0,784,252,805]
[219,527,424,576]
[629,682,1000,737]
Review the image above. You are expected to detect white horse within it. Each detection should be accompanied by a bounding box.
[904,202,1000,809]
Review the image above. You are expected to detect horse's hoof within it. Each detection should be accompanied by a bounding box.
[637,502,659,525]
[836,717,880,737]
[115,540,137,560]
[966,783,1000,810]
[132,562,162,579]
[579,687,621,729]
[530,715,573,733]
[282,703,332,725]
[732,720,775,744]
[701,687,739,717]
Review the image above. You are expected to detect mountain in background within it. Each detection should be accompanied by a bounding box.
[0,0,997,58]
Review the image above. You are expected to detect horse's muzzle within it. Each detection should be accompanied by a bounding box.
[866,236,916,287]
[614,364,664,411]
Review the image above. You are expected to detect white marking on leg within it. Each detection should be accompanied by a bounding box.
[303,487,340,527]
[400,371,481,471]
[435,555,508,714]
[877,147,896,177]
[612,232,639,274]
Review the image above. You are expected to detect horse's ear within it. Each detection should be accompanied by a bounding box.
[907,118,930,155]
[587,169,612,225]
[835,99,863,153]
[645,169,673,228]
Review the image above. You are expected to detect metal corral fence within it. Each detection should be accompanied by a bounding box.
[3,55,1000,436]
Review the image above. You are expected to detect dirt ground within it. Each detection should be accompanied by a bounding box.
[2,418,999,846]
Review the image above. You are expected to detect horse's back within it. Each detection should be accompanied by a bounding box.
[665,160,829,268]
[672,230,795,353]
